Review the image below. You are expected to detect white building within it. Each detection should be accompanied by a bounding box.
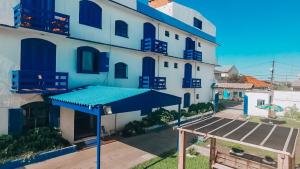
[214,65,239,81]
[245,90,300,118]
[0,0,217,143]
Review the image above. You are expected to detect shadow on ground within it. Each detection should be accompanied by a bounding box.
[116,127,196,157]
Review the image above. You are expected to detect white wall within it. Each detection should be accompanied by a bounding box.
[273,91,300,110]
[0,0,217,136]
[245,90,300,118]
[60,107,75,143]
[156,2,216,37]
[245,92,270,117]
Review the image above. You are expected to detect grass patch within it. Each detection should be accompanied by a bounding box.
[132,150,209,169]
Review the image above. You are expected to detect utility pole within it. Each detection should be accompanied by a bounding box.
[270,59,275,90]
[268,59,275,119]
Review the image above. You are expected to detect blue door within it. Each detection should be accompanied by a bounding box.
[21,38,56,72]
[142,57,155,87]
[185,37,195,50]
[22,0,55,11]
[142,57,155,77]
[143,22,156,39]
[184,93,191,108]
[184,63,192,79]
[21,0,55,30]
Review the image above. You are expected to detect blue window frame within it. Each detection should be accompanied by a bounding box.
[115,62,128,79]
[77,46,99,74]
[79,0,102,29]
[115,20,128,38]
[193,17,202,30]
[175,34,179,40]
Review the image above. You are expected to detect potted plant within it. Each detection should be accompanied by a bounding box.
[262,156,276,165]
[230,147,245,156]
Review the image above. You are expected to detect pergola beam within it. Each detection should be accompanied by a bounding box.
[178,130,186,169]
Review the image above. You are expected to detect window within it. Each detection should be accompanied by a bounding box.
[77,46,99,74]
[193,17,202,30]
[164,61,169,67]
[197,66,200,71]
[174,63,178,69]
[196,94,199,99]
[198,42,201,47]
[257,99,265,106]
[21,102,50,131]
[115,20,128,38]
[175,34,179,40]
[165,31,170,37]
[79,0,102,29]
[115,62,128,79]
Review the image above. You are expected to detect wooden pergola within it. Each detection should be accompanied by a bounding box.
[177,117,299,169]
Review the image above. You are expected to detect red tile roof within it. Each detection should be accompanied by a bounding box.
[244,76,271,88]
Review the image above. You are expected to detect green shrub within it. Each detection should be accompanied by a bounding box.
[122,121,145,137]
[187,147,199,156]
[0,127,70,164]
[188,104,198,113]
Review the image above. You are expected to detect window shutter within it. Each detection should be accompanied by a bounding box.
[8,109,24,135]
[98,52,110,72]
[77,47,83,73]
[49,106,60,128]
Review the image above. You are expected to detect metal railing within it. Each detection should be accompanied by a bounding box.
[11,70,68,94]
[182,78,201,88]
[14,4,70,36]
[139,76,167,90]
[141,38,168,55]
[184,49,202,61]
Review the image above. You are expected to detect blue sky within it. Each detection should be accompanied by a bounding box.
[175,0,300,81]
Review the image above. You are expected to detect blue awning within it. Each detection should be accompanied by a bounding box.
[50,85,181,114]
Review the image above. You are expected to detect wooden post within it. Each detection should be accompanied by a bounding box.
[210,138,217,169]
[277,154,292,169]
[178,130,186,169]
[290,154,295,169]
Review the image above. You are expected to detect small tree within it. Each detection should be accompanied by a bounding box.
[285,105,300,120]
[226,74,245,83]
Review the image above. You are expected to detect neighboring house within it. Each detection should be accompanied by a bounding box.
[245,90,300,117]
[214,65,239,82]
[292,78,300,91]
[244,76,271,89]
[0,0,217,143]
[214,83,253,100]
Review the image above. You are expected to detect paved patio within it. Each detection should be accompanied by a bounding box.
[20,128,189,169]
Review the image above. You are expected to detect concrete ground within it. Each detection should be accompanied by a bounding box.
[19,108,246,169]
[20,128,193,169]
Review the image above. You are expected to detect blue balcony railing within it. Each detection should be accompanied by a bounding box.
[14,4,70,36]
[184,49,202,61]
[11,70,68,94]
[141,38,168,55]
[139,76,167,90]
[182,78,202,88]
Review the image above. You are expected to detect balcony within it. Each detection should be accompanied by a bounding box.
[141,38,168,55]
[184,49,202,61]
[14,4,70,36]
[11,70,68,94]
[139,76,166,90]
[182,78,202,88]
